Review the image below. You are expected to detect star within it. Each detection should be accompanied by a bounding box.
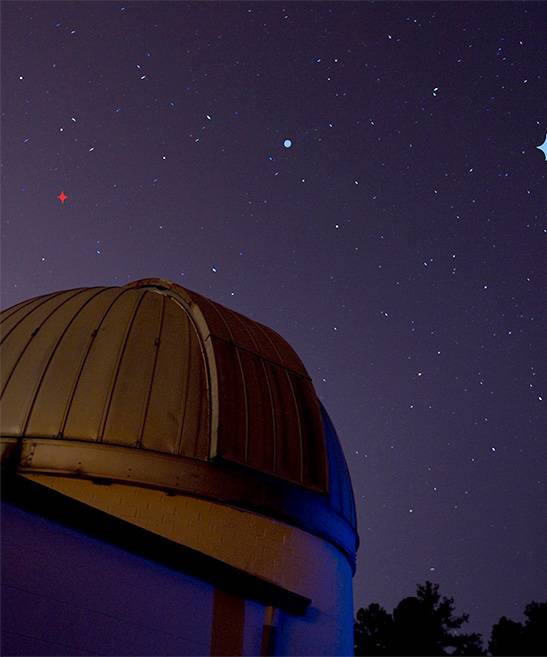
[537,134,547,160]
[57,191,68,204]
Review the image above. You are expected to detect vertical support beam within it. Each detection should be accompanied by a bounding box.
[211,587,245,656]
[260,606,278,656]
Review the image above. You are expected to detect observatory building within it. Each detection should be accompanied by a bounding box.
[1,278,359,656]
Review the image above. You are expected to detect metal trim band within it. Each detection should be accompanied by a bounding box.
[1,436,357,570]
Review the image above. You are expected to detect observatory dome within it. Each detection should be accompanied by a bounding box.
[0,278,358,566]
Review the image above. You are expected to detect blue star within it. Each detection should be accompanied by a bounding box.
[537,134,547,160]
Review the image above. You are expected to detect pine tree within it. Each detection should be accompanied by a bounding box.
[354,602,393,655]
[489,601,547,656]
[354,581,484,656]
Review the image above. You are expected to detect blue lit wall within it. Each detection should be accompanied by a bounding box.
[2,501,216,655]
[2,496,354,656]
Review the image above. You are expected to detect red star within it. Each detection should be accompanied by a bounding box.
[57,191,68,204]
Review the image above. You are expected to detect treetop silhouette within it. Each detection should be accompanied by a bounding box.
[355,584,546,656]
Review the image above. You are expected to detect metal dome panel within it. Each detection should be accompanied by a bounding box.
[1,287,209,460]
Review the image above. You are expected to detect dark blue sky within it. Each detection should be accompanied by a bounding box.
[2,1,546,642]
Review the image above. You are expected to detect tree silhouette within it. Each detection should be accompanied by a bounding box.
[523,602,547,655]
[489,616,524,655]
[489,601,547,656]
[354,602,393,655]
[354,581,484,656]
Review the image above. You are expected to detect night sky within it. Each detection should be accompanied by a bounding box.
[2,1,546,643]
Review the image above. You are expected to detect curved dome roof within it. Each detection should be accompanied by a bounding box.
[0,279,358,566]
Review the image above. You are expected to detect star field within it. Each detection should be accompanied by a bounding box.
[2,1,546,641]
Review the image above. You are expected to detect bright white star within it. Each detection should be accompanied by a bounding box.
[537,134,547,160]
